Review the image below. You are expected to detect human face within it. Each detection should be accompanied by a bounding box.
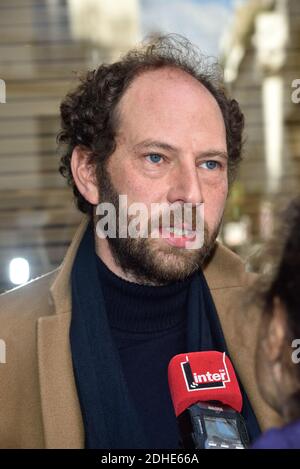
[96,67,228,284]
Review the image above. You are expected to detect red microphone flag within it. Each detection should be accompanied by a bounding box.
[168,351,243,417]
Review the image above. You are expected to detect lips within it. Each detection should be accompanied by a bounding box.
[158,224,197,248]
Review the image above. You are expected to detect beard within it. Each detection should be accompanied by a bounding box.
[95,163,222,285]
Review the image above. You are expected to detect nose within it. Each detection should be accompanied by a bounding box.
[167,160,203,206]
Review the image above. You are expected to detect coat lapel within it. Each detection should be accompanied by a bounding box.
[37,215,90,448]
[37,313,84,448]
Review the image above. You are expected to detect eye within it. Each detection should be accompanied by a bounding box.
[145,153,164,164]
[200,160,221,170]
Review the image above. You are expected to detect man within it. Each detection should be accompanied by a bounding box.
[0,35,282,448]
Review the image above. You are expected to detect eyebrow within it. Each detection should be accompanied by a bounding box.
[132,139,228,160]
[133,139,176,153]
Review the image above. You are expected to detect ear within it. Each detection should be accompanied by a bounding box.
[265,296,287,363]
[71,146,99,205]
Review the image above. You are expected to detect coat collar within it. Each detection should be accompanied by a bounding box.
[49,215,90,315]
[38,215,281,447]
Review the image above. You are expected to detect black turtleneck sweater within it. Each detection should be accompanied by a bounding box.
[96,255,196,449]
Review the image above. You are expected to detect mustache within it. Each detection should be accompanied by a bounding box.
[156,207,201,232]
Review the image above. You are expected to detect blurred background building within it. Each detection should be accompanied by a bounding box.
[221,0,300,264]
[0,0,299,292]
[0,0,139,292]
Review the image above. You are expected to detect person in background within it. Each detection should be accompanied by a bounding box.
[252,196,300,449]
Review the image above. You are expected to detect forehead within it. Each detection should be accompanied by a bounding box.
[116,66,226,147]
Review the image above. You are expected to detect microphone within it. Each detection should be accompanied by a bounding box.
[168,351,250,449]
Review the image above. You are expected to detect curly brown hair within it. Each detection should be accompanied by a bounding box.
[58,34,245,214]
